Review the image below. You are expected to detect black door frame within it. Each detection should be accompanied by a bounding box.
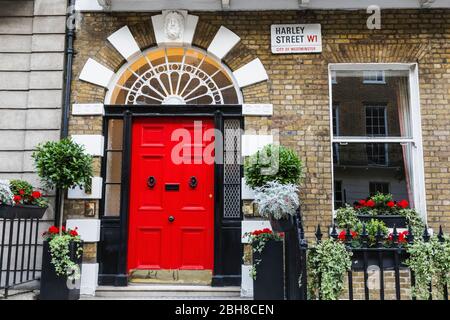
[98,105,243,286]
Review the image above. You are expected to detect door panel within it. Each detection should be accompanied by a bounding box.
[128,117,214,272]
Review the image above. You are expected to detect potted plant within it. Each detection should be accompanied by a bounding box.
[32,138,93,300]
[244,144,304,232]
[0,179,48,219]
[354,192,409,228]
[253,181,299,232]
[39,225,83,300]
[245,228,284,300]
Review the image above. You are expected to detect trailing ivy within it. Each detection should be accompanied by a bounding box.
[406,236,450,300]
[335,204,359,229]
[307,239,352,300]
[399,208,425,237]
[44,226,83,279]
[49,235,83,278]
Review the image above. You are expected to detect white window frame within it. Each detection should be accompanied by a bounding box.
[331,70,337,84]
[363,70,386,84]
[329,63,427,221]
[332,104,340,164]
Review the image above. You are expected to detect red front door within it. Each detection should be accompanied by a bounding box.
[127,117,215,272]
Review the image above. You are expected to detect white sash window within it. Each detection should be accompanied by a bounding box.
[329,64,426,219]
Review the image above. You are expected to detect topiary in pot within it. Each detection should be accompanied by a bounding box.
[244,144,304,189]
[33,138,93,300]
[32,138,93,233]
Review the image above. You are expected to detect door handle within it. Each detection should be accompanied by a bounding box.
[147,176,156,188]
[189,176,198,189]
[168,215,175,222]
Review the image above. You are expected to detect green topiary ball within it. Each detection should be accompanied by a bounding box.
[32,138,93,191]
[244,144,304,189]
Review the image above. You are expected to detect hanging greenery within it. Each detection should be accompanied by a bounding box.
[406,236,450,300]
[43,225,83,279]
[399,208,425,237]
[307,239,352,300]
[335,204,360,230]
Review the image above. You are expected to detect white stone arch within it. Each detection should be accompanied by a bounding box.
[78,16,269,105]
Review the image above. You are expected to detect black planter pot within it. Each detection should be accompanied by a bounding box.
[269,215,295,232]
[253,239,284,300]
[351,249,408,271]
[357,215,407,228]
[0,204,47,219]
[39,240,83,300]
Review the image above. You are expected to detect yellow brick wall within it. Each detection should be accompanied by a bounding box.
[69,10,450,241]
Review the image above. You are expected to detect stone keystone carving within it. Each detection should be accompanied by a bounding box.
[164,11,185,41]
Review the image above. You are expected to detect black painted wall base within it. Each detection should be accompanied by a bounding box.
[211,275,241,287]
[98,274,128,286]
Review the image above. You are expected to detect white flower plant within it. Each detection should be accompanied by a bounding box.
[0,180,14,206]
[253,181,300,220]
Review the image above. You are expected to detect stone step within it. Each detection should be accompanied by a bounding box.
[87,284,244,300]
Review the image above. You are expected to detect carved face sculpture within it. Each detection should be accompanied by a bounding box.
[164,11,184,40]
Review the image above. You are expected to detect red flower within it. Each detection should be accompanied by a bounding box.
[358,199,367,206]
[31,191,41,199]
[69,230,78,237]
[13,195,22,203]
[366,200,375,208]
[397,200,409,209]
[398,231,407,243]
[338,230,358,241]
[48,226,59,234]
[19,189,25,195]
[388,230,409,243]
[387,201,395,208]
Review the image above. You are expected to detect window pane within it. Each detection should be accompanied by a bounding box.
[333,142,412,206]
[106,151,122,183]
[369,182,390,196]
[104,184,121,217]
[334,181,344,209]
[107,119,123,150]
[331,70,410,137]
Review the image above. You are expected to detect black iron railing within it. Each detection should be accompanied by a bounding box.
[294,221,450,300]
[0,217,43,299]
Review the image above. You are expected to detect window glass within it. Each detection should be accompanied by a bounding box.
[103,119,124,217]
[332,70,410,137]
[333,142,410,206]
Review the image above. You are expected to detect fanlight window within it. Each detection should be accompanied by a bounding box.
[109,47,241,105]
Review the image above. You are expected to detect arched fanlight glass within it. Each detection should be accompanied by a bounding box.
[108,47,241,105]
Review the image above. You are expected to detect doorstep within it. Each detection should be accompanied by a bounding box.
[129,269,212,285]
[82,284,245,300]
